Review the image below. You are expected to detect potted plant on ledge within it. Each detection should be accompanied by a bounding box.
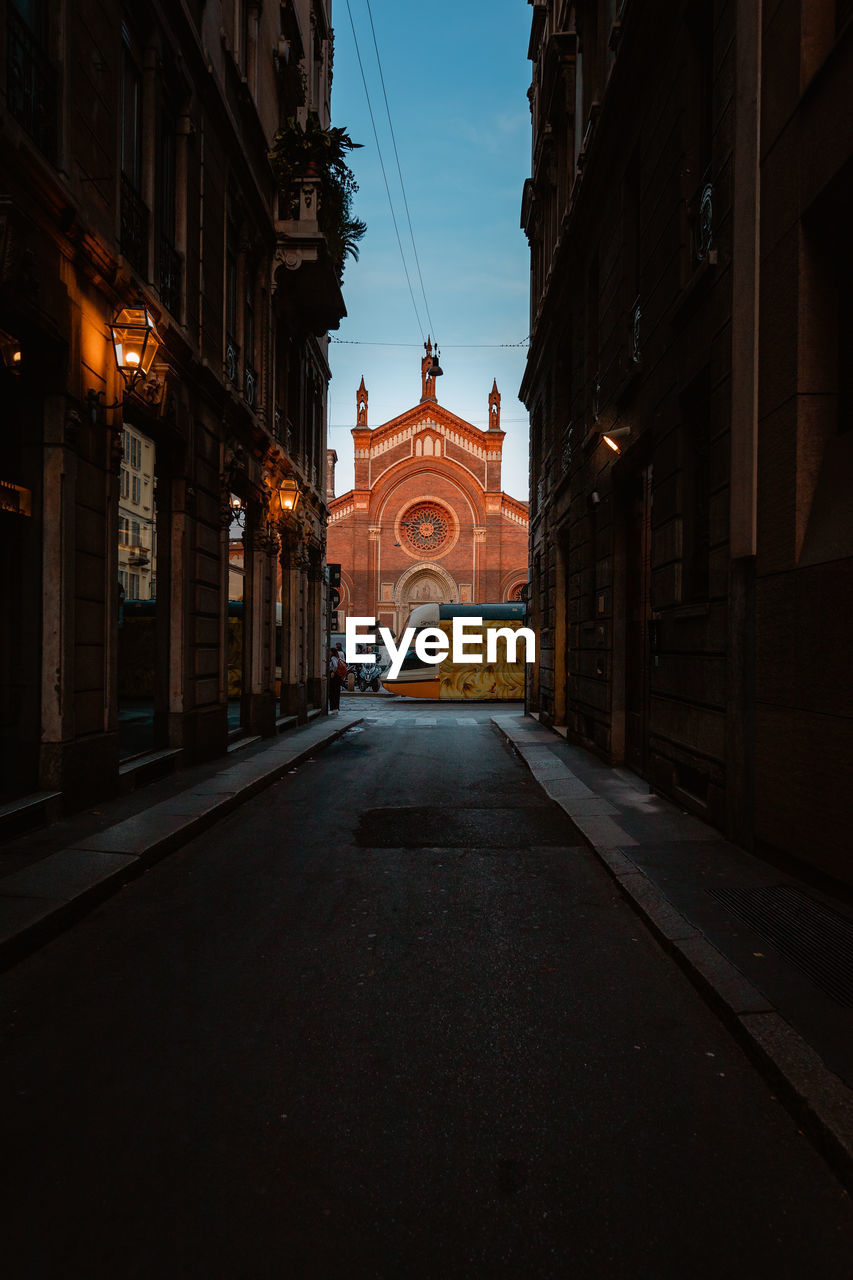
[269,114,367,281]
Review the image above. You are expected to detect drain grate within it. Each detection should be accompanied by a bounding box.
[709,884,853,1007]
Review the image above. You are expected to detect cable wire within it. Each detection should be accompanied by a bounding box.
[330,338,530,348]
[363,0,437,340]
[344,0,425,339]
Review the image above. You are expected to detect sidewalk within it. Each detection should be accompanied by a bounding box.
[0,710,363,967]
[493,710,853,1187]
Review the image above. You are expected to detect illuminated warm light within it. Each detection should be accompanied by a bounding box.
[270,475,301,518]
[0,331,23,372]
[600,426,632,455]
[109,303,161,387]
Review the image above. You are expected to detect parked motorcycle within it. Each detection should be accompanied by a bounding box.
[354,662,384,692]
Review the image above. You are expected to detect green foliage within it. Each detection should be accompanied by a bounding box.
[269,114,367,281]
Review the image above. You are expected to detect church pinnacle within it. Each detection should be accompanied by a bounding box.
[488,379,501,430]
[356,376,368,427]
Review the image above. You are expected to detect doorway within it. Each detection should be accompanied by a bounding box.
[0,372,41,799]
[624,465,653,775]
[227,501,247,731]
[117,422,160,758]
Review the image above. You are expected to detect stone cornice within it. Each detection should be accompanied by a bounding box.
[359,401,505,454]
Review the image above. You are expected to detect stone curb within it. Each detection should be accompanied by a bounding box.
[0,716,364,971]
[492,714,853,1191]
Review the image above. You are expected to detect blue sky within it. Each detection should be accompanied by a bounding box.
[328,0,532,502]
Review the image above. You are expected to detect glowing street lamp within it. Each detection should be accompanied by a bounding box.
[108,303,161,390]
[601,426,631,455]
[0,333,22,373]
[270,475,301,518]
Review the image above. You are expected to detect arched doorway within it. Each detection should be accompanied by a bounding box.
[395,563,458,631]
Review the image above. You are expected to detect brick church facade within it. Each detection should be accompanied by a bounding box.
[327,344,529,635]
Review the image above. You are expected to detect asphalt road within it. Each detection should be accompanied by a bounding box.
[2,702,852,1278]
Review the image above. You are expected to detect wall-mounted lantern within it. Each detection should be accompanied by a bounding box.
[270,475,301,518]
[229,492,248,527]
[0,332,22,373]
[108,303,161,390]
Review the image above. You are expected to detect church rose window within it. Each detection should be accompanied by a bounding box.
[403,503,451,552]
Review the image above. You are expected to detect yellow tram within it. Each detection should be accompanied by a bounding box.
[381,603,528,700]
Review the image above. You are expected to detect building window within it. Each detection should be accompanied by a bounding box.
[686,1,714,269]
[158,104,182,317]
[311,18,323,108]
[132,475,142,504]
[6,0,56,160]
[120,27,149,276]
[244,282,257,407]
[225,214,239,385]
[121,469,130,499]
[680,370,711,602]
[402,502,451,553]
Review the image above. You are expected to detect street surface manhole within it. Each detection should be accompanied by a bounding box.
[709,884,853,1007]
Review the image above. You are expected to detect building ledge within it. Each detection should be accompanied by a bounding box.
[0,790,62,843]
[274,203,347,334]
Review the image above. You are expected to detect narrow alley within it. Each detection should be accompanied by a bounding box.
[2,704,852,1278]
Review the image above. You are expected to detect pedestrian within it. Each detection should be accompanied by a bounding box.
[328,643,348,714]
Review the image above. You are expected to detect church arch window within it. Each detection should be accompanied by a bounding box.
[415,432,441,458]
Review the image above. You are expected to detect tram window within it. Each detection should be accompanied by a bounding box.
[400,648,431,671]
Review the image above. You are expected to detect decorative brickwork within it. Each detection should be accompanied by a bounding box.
[327,364,529,633]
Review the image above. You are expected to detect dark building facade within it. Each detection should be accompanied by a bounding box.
[1,0,347,824]
[522,1,852,886]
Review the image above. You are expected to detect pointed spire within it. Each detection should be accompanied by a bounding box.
[488,379,501,430]
[356,376,368,427]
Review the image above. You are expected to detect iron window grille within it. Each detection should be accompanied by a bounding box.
[158,238,182,317]
[120,172,150,277]
[225,334,240,386]
[690,169,714,267]
[630,297,642,364]
[244,363,258,408]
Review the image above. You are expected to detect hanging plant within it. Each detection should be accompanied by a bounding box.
[269,114,367,282]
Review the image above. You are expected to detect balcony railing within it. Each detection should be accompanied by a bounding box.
[158,235,183,318]
[225,334,239,387]
[120,173,150,277]
[689,170,714,267]
[6,3,56,160]
[244,362,258,409]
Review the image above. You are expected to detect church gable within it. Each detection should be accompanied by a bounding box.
[370,406,496,459]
